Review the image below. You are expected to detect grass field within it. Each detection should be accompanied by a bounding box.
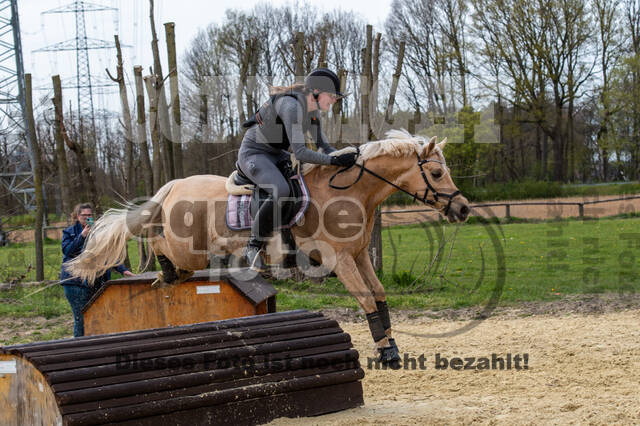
[1,216,637,327]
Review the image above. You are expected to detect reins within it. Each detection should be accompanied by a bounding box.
[328,148,462,216]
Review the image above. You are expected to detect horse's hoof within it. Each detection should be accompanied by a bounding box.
[378,342,401,366]
[176,269,194,283]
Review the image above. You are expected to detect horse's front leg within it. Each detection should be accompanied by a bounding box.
[355,249,395,343]
[334,253,400,364]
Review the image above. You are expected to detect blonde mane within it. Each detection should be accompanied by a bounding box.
[302,129,443,174]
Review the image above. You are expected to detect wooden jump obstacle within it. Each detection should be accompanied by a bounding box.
[82,269,277,335]
[0,310,365,425]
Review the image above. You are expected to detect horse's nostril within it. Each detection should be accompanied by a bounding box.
[460,205,469,217]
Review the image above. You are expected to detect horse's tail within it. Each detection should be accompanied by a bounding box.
[65,180,178,284]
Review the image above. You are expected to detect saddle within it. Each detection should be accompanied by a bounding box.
[225,160,309,231]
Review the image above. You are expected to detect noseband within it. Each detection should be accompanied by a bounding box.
[328,149,462,216]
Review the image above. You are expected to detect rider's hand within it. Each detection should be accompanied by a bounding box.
[331,152,357,167]
[81,225,91,237]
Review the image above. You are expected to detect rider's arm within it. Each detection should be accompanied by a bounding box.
[310,112,337,154]
[276,97,334,165]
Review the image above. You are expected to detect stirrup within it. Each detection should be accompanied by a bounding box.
[243,245,268,272]
[151,272,169,289]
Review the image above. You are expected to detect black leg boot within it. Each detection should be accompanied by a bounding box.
[280,228,298,269]
[376,300,400,356]
[367,311,401,366]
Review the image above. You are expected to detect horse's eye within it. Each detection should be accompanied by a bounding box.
[432,169,443,179]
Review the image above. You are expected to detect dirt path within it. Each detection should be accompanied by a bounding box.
[382,193,640,226]
[271,303,640,424]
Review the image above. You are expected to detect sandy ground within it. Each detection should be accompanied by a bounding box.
[1,296,639,424]
[271,301,640,425]
[382,194,640,226]
[6,222,66,243]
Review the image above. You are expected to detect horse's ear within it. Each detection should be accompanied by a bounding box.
[424,136,437,155]
[437,137,447,151]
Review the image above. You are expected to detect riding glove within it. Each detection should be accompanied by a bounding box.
[331,152,358,167]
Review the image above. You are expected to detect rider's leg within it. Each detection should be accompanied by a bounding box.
[241,156,291,271]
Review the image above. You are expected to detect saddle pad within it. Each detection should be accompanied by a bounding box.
[225,174,310,231]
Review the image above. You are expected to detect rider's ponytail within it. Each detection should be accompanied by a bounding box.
[268,83,306,96]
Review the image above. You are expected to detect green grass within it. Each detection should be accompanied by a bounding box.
[1,213,66,227]
[0,284,70,318]
[1,217,639,317]
[0,239,154,283]
[275,216,640,311]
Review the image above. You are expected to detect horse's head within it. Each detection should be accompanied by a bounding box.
[396,135,470,223]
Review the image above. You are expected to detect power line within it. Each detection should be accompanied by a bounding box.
[37,1,119,138]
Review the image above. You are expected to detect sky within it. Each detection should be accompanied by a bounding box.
[18,0,392,113]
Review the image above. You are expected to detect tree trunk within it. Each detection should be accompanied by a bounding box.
[25,74,44,281]
[318,36,328,68]
[360,26,372,142]
[144,75,164,191]
[294,32,304,82]
[134,66,154,195]
[199,94,210,174]
[108,35,135,198]
[236,39,252,127]
[165,22,184,179]
[360,25,382,272]
[149,0,174,181]
[51,75,72,215]
[385,41,405,124]
[370,32,381,140]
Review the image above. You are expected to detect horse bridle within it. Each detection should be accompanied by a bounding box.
[328,148,462,216]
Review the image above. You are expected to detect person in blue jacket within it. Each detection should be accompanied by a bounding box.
[60,203,134,337]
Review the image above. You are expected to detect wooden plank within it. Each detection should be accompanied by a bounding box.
[84,268,276,308]
[0,354,62,426]
[84,280,260,335]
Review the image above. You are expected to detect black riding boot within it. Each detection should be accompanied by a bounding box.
[243,197,276,272]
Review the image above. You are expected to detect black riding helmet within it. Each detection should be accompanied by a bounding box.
[304,68,345,98]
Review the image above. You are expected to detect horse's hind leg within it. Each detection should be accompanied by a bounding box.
[355,249,400,358]
[149,239,194,288]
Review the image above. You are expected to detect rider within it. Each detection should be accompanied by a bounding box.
[238,68,357,271]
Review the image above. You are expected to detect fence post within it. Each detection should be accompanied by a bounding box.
[578,203,584,219]
[505,204,511,220]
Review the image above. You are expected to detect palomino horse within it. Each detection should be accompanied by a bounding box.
[66,130,470,363]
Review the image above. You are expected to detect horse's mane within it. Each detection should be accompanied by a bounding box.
[302,128,442,175]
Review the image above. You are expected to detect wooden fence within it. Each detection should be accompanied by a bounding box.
[382,195,640,223]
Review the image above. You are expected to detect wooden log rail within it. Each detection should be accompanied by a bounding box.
[0,310,364,426]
